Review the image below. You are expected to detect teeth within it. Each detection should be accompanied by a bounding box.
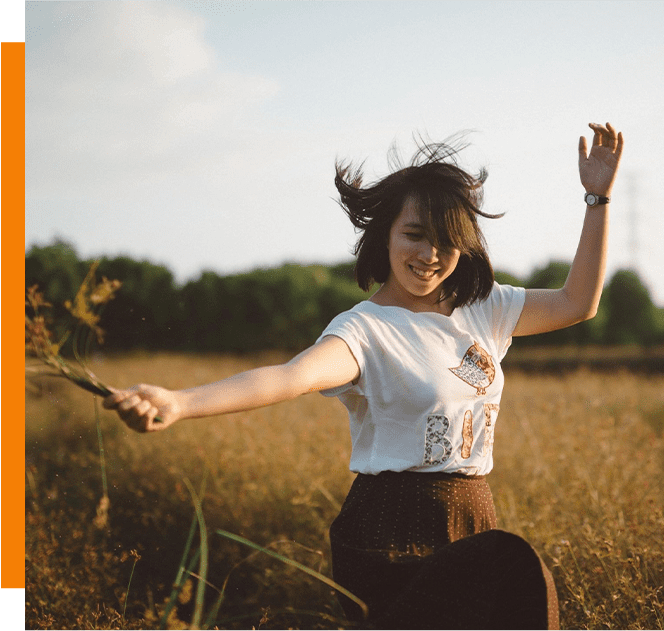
[410,266,437,279]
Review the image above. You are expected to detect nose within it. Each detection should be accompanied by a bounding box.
[418,240,439,264]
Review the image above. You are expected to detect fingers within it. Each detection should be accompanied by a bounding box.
[605,122,618,150]
[102,386,162,432]
[579,122,624,195]
[102,388,129,409]
[115,393,151,431]
[615,130,625,163]
[117,393,146,416]
[588,122,621,151]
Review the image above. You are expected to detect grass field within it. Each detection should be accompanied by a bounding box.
[25,352,664,629]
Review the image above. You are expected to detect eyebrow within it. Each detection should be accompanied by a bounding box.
[403,220,450,249]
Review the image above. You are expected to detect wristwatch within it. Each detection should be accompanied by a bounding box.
[584,192,611,207]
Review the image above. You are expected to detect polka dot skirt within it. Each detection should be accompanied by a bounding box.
[330,471,559,629]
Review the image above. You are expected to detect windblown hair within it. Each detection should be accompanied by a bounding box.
[335,134,502,308]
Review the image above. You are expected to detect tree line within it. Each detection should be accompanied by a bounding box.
[26,240,664,355]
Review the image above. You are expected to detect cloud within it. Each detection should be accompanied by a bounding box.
[26,1,279,199]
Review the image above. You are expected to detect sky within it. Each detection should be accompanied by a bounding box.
[23,0,664,305]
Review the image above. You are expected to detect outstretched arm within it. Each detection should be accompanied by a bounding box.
[103,335,360,432]
[512,122,624,337]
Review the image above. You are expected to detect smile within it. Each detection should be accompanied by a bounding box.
[409,265,439,280]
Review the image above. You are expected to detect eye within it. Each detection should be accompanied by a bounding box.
[404,232,423,240]
[439,246,460,258]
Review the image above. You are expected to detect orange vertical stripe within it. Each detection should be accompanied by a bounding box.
[1,41,26,589]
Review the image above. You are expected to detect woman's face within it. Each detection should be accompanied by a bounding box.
[384,195,461,304]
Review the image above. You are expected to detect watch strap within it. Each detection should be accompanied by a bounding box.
[585,192,611,206]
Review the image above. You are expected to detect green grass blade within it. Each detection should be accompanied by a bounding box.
[183,478,209,630]
[174,518,199,589]
[159,474,208,630]
[93,398,108,499]
[202,543,253,629]
[122,556,140,624]
[158,530,199,629]
[215,529,368,620]
[201,588,226,630]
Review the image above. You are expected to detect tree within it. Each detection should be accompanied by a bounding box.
[518,260,606,346]
[25,240,84,308]
[93,257,180,350]
[25,241,88,350]
[603,269,657,346]
[494,270,524,288]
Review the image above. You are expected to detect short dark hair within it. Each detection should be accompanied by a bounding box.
[334,135,502,308]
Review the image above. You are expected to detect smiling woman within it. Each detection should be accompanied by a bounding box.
[382,196,463,313]
[335,137,500,314]
[371,200,463,316]
[104,123,623,629]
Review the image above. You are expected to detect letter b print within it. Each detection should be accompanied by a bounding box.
[424,414,452,465]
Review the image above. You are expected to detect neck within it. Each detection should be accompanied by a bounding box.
[370,280,455,315]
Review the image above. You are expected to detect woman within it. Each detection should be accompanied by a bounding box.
[104,122,623,629]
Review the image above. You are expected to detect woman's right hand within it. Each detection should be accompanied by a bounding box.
[103,384,183,433]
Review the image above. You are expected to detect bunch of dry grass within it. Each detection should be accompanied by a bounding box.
[25,261,121,398]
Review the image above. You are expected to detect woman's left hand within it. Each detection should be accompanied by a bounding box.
[578,122,624,197]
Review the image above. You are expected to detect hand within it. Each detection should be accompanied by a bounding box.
[578,122,624,197]
[103,384,183,432]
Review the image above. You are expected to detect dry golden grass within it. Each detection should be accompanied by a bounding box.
[25,353,664,629]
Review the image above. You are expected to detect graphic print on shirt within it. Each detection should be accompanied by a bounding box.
[461,410,473,459]
[482,403,500,456]
[423,414,452,466]
[449,341,496,396]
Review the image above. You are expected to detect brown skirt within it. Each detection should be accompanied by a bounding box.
[330,471,559,629]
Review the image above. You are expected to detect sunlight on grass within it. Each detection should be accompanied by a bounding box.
[25,354,664,629]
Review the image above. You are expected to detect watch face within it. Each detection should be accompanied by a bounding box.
[585,193,598,206]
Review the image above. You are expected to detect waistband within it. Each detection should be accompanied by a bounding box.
[358,469,487,482]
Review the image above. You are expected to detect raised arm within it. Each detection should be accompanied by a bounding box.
[512,122,624,337]
[103,335,360,432]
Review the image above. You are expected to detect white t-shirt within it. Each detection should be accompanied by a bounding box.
[317,282,526,476]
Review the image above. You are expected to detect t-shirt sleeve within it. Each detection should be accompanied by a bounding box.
[486,282,526,359]
[315,310,367,397]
